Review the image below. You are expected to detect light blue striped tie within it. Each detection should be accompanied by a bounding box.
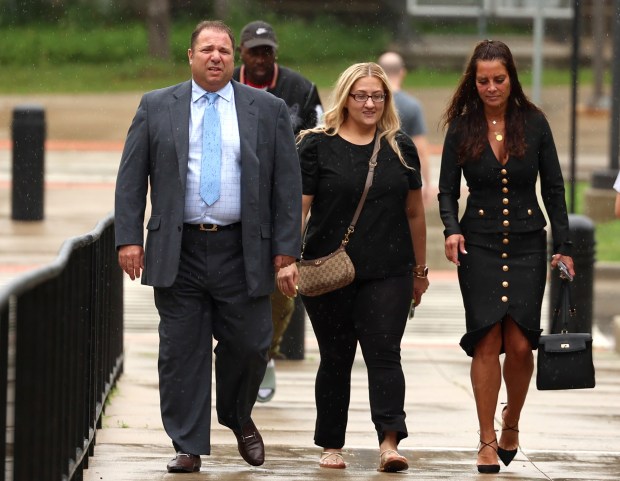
[199,92,221,206]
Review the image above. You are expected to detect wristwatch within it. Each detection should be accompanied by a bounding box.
[413,265,428,279]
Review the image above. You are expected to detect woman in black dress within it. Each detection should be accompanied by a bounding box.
[277,62,428,472]
[438,40,575,474]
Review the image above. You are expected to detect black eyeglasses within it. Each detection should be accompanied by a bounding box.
[349,93,386,103]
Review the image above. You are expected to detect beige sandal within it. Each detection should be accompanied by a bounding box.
[378,449,409,472]
[319,451,346,469]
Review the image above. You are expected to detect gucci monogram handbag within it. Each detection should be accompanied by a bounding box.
[297,135,381,297]
[296,245,355,297]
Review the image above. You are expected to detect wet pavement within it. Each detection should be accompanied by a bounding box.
[81,314,620,480]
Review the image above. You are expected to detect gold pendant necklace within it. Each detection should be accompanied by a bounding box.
[491,119,503,142]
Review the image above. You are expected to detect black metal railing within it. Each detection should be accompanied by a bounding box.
[1,214,124,481]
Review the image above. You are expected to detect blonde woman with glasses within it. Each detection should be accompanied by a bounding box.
[277,62,428,472]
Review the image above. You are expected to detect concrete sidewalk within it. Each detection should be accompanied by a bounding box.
[81,278,620,480]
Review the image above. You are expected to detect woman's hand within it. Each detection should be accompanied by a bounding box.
[277,263,299,298]
[444,234,467,266]
[550,254,576,278]
[413,276,430,306]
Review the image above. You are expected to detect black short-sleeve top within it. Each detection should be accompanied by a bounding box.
[298,132,422,279]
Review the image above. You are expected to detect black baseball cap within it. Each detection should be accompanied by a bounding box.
[239,21,278,49]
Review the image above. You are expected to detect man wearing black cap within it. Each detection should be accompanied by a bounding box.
[234,20,323,135]
[234,20,323,403]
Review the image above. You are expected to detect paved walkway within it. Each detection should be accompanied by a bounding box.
[82,305,620,480]
[0,84,619,479]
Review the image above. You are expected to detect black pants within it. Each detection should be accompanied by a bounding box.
[154,226,272,455]
[301,274,412,448]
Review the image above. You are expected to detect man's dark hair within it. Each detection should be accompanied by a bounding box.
[190,20,235,51]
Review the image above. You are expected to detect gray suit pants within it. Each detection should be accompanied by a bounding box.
[154,224,272,455]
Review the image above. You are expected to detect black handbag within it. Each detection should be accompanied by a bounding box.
[536,279,595,390]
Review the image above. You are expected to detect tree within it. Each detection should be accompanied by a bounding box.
[148,0,171,60]
[213,0,229,19]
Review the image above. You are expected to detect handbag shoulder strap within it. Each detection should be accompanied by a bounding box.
[301,133,382,255]
[341,133,381,246]
[552,279,576,332]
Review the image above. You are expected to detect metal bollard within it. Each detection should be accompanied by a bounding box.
[548,214,596,333]
[11,105,46,221]
[279,297,305,360]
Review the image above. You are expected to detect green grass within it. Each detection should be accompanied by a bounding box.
[565,181,587,214]
[595,221,620,262]
[0,18,392,93]
[0,19,603,93]
[568,182,620,262]
[1,61,191,94]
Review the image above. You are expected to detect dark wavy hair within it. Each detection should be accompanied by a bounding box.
[441,39,542,163]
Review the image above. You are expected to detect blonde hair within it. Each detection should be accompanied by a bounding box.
[298,62,408,166]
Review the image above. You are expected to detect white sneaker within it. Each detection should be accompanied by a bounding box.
[257,359,276,403]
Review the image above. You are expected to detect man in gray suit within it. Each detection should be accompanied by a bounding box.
[114,20,301,473]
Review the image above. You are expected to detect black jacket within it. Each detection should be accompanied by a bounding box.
[233,64,322,134]
[438,110,571,254]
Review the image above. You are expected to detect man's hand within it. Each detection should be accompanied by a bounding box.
[118,245,144,280]
[273,254,296,272]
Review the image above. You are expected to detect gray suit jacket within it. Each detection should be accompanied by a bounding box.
[114,80,302,296]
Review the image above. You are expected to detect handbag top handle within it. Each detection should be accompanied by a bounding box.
[553,279,576,333]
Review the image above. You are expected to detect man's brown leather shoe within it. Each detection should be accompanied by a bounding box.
[166,452,201,473]
[234,419,265,466]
